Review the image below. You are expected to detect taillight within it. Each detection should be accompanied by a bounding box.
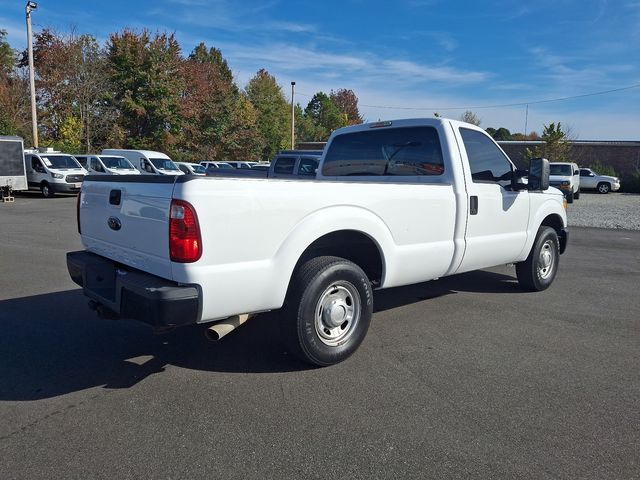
[169,199,202,262]
[76,192,82,234]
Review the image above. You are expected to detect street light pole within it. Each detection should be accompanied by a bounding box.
[25,1,39,149]
[291,81,295,150]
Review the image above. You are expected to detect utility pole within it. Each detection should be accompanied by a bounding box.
[291,81,296,149]
[25,1,39,149]
[524,104,529,138]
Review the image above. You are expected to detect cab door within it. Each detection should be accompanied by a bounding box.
[29,155,47,185]
[454,127,530,273]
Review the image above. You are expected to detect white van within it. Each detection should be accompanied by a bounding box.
[23,149,87,197]
[101,149,184,175]
[75,154,140,175]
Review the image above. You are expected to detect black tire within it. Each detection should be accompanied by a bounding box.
[566,190,574,203]
[284,256,373,366]
[41,182,55,198]
[574,189,580,199]
[597,182,610,194]
[516,226,560,292]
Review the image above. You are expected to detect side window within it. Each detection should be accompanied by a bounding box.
[322,126,444,177]
[298,157,319,176]
[76,156,87,168]
[31,157,45,172]
[141,159,154,173]
[178,165,189,174]
[460,128,513,185]
[273,157,296,175]
[90,158,104,172]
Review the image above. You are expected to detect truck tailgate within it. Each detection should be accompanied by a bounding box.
[79,176,176,280]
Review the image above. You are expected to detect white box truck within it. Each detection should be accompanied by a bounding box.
[0,136,28,201]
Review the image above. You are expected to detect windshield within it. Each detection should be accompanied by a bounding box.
[192,164,206,174]
[550,164,572,175]
[40,155,82,169]
[150,158,179,170]
[101,156,135,169]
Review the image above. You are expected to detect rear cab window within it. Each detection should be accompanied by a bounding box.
[322,126,444,178]
[273,157,296,175]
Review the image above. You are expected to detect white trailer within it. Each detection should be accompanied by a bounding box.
[0,136,28,202]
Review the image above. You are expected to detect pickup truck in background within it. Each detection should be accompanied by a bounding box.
[549,162,580,203]
[67,118,568,366]
[579,167,621,194]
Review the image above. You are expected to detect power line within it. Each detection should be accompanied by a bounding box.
[296,83,640,111]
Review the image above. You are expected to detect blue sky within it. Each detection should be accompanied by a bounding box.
[2,0,640,139]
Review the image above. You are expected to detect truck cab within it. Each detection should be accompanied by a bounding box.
[75,154,140,175]
[270,150,323,179]
[24,150,87,197]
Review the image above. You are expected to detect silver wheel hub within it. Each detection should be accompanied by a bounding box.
[315,282,361,346]
[538,240,555,279]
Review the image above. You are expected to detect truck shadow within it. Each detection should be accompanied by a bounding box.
[0,270,519,400]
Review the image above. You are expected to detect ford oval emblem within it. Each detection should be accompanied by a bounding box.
[107,216,122,231]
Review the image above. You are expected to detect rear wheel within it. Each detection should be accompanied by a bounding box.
[597,182,610,194]
[41,182,55,198]
[516,226,560,291]
[284,256,373,366]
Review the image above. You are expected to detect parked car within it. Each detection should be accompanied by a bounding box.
[250,163,270,171]
[200,161,234,170]
[270,150,322,178]
[102,149,184,175]
[68,118,568,366]
[225,161,258,169]
[175,162,207,176]
[24,149,86,197]
[549,162,580,203]
[579,167,620,194]
[75,154,140,175]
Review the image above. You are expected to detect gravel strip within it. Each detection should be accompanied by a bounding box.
[567,192,640,230]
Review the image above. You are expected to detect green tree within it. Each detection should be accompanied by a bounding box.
[0,30,31,140]
[304,92,348,141]
[245,69,290,160]
[179,43,262,161]
[0,29,13,75]
[108,29,184,151]
[525,122,572,161]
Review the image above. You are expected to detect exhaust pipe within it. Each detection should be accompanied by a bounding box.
[205,314,251,341]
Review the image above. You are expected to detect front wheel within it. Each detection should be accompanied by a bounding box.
[566,190,574,203]
[284,256,373,366]
[597,182,611,194]
[516,226,560,291]
[41,182,55,198]
[574,189,580,199]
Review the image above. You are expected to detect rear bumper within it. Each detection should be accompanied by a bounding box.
[67,250,201,328]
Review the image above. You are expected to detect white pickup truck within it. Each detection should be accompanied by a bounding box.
[67,119,568,366]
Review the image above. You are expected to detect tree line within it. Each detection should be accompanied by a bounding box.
[0,28,363,161]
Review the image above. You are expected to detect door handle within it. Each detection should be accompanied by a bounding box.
[470,196,478,215]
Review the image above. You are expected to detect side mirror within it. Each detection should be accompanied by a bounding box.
[528,157,549,191]
[574,170,579,175]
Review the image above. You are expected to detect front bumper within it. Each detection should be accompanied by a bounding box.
[67,251,201,328]
[53,182,82,193]
[611,182,621,191]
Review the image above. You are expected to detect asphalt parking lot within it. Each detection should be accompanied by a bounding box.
[1,193,639,479]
